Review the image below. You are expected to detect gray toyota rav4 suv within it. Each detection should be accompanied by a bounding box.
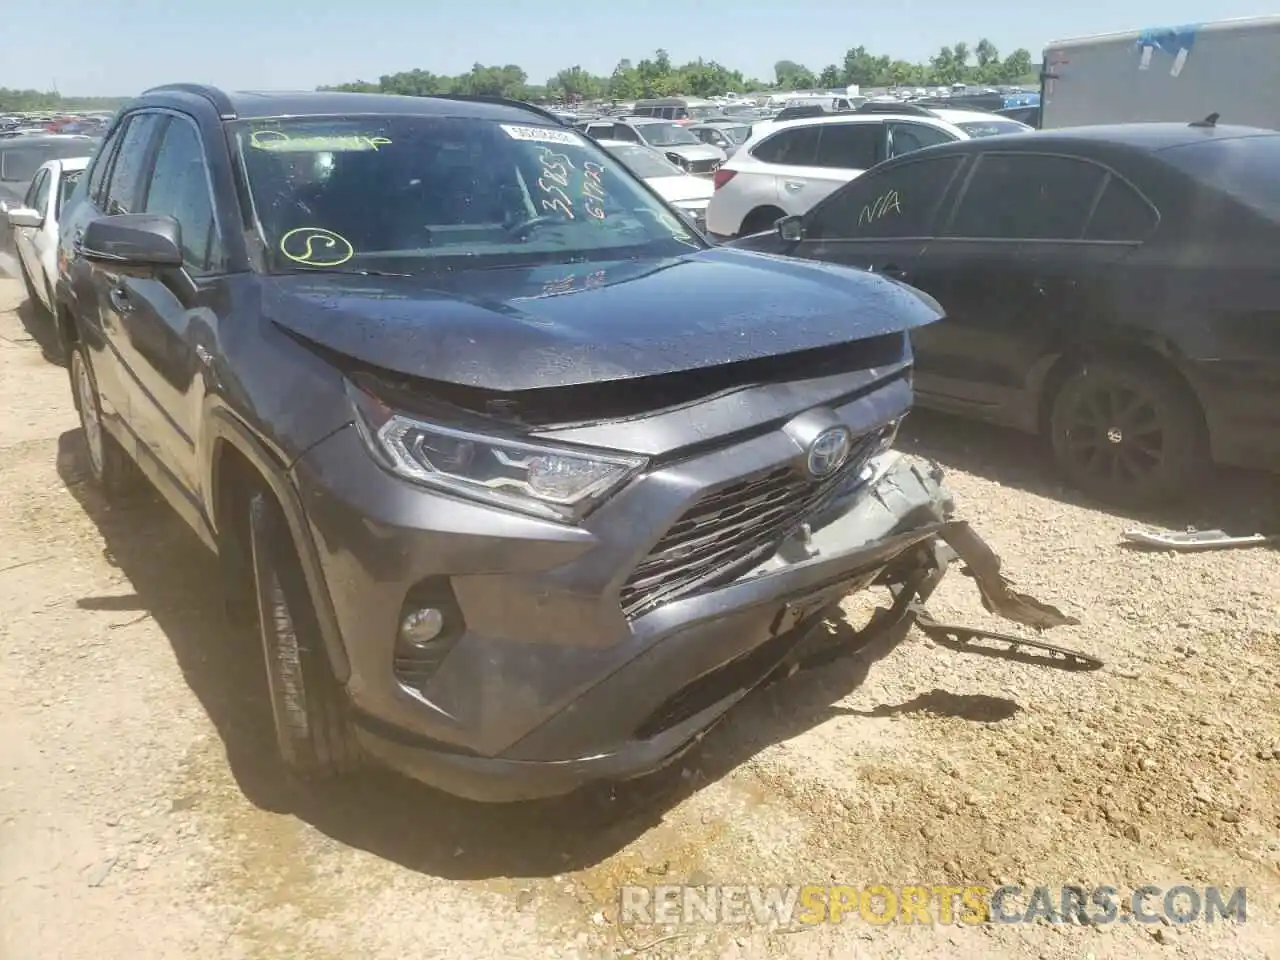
[52,85,1071,802]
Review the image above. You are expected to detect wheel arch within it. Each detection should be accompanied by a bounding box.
[206,410,352,683]
[1034,329,1207,436]
[740,204,787,236]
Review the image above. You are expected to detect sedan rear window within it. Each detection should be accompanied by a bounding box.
[1158,134,1280,220]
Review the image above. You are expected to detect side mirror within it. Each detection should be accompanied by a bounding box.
[6,206,43,229]
[777,215,805,243]
[81,213,183,270]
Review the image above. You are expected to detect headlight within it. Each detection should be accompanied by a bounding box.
[349,381,646,523]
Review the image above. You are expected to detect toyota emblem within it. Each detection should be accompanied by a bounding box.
[806,426,853,479]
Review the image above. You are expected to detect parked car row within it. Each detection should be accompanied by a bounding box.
[3,85,1072,805]
[705,102,1033,237]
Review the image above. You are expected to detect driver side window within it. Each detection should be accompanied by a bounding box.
[807,155,965,240]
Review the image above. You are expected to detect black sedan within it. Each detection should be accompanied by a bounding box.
[730,120,1280,506]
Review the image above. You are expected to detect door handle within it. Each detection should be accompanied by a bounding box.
[783,180,804,192]
[108,285,133,314]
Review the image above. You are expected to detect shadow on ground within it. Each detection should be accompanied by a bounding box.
[55,428,1002,882]
[12,297,64,366]
[900,409,1278,537]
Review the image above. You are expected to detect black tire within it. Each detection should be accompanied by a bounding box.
[739,207,785,237]
[248,491,362,777]
[1048,357,1208,507]
[69,341,143,498]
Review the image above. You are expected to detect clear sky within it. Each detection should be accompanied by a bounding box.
[5,0,1277,95]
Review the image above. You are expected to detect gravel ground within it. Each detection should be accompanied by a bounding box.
[0,276,1277,960]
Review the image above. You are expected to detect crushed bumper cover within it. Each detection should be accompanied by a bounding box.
[352,454,1076,802]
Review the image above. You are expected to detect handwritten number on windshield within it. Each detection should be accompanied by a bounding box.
[582,162,606,220]
[537,148,576,219]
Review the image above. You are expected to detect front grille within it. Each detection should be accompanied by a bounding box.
[618,431,881,619]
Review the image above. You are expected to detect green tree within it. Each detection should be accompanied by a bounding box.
[548,66,602,101]
[773,59,816,90]
[929,46,963,85]
[313,38,1042,103]
[0,88,126,111]
[607,59,642,100]
[999,48,1035,83]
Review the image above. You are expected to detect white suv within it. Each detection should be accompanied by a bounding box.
[704,105,1030,238]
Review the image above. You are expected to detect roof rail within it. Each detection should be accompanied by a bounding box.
[140,84,237,119]
[427,94,570,126]
[855,101,938,118]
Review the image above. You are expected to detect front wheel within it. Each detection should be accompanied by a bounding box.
[1048,358,1208,507]
[248,491,362,778]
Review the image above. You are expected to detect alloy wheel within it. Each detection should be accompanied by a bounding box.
[1058,382,1165,488]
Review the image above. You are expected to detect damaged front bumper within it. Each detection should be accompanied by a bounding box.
[350,453,1076,802]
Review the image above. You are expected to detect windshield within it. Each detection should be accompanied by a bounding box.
[957,120,1030,138]
[1159,134,1280,220]
[232,115,705,274]
[57,169,83,215]
[0,141,91,182]
[687,105,721,121]
[603,143,683,179]
[636,122,701,147]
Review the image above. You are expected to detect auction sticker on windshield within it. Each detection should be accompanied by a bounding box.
[499,124,584,146]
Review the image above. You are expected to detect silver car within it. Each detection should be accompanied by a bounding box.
[578,117,726,174]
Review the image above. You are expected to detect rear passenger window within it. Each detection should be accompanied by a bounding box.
[103,113,163,214]
[813,123,882,169]
[752,126,821,166]
[1085,175,1158,241]
[142,117,222,273]
[945,153,1107,240]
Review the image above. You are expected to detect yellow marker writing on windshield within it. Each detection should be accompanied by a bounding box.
[250,130,392,152]
[280,227,354,266]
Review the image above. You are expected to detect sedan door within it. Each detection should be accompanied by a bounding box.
[12,167,49,283]
[911,152,1139,429]
[782,152,969,287]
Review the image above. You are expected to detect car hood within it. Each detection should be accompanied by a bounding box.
[648,175,715,205]
[262,247,942,392]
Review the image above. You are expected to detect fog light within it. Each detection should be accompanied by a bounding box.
[399,608,444,648]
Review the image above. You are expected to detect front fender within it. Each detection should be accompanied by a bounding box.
[202,404,352,683]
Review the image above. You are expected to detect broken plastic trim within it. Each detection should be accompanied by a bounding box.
[781,464,1089,676]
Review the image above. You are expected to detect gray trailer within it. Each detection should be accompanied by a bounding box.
[1041,16,1280,130]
